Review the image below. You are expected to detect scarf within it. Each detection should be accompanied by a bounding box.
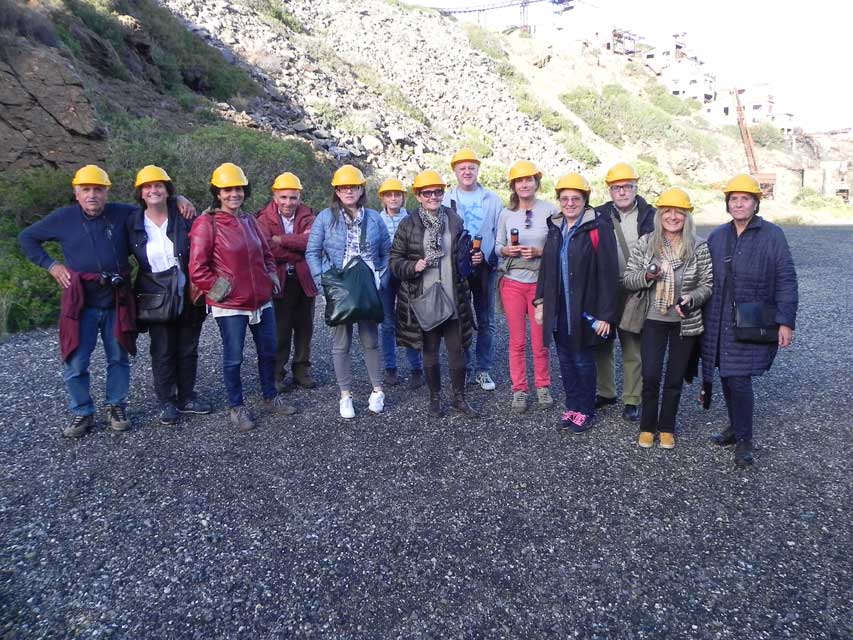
[653,237,684,313]
[418,206,447,266]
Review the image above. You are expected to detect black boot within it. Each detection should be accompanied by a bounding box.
[425,365,442,416]
[450,368,478,417]
[734,441,754,467]
[710,427,737,446]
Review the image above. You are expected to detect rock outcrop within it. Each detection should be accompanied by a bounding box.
[0,35,107,170]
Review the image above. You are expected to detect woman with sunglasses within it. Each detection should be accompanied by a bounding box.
[495,161,559,413]
[390,170,477,418]
[305,165,391,419]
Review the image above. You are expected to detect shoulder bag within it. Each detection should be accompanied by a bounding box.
[725,229,779,344]
[410,256,454,332]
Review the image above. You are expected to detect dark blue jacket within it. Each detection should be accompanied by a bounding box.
[594,194,656,237]
[19,202,135,308]
[701,216,798,379]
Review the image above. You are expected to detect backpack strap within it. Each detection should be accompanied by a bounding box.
[590,227,599,251]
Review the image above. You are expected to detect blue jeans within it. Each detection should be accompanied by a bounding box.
[63,306,130,416]
[215,307,277,407]
[553,301,596,416]
[465,266,497,374]
[379,273,422,371]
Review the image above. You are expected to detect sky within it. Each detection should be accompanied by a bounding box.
[411,0,850,131]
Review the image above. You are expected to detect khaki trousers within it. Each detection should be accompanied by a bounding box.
[594,327,643,405]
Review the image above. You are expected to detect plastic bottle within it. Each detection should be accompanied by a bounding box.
[582,312,610,340]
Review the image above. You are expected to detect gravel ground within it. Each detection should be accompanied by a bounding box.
[1,227,850,639]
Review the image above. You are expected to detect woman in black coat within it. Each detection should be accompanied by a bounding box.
[701,174,798,467]
[127,166,210,425]
[390,170,477,418]
[534,173,619,432]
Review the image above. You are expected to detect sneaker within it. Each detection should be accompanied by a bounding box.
[368,390,385,414]
[339,396,355,419]
[511,390,528,413]
[622,404,641,422]
[638,431,655,448]
[384,368,399,387]
[408,369,424,390]
[63,414,94,438]
[159,402,179,425]
[659,432,676,449]
[734,441,754,467]
[475,371,496,391]
[536,387,554,407]
[264,394,297,415]
[177,396,212,414]
[228,406,255,431]
[558,410,578,430]
[107,405,130,432]
[570,412,594,434]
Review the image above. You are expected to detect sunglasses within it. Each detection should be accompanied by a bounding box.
[524,209,533,229]
[419,188,445,199]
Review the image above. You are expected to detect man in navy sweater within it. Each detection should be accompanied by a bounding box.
[19,165,194,437]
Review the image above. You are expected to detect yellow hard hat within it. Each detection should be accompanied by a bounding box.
[723,174,762,199]
[555,173,591,196]
[604,162,640,185]
[655,187,694,212]
[271,172,303,191]
[331,164,366,187]
[210,163,249,188]
[378,178,406,195]
[134,165,172,188]
[412,170,446,193]
[450,148,481,168]
[508,160,542,182]
[72,164,111,187]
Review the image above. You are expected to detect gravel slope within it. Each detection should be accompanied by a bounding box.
[1,227,850,639]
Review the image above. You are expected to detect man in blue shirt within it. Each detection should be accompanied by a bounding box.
[442,149,503,391]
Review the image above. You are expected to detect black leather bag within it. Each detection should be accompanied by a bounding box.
[136,266,182,323]
[321,256,383,326]
[734,302,779,343]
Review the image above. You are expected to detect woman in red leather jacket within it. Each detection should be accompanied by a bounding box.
[189,163,297,431]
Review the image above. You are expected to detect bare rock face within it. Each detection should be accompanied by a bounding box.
[0,36,106,170]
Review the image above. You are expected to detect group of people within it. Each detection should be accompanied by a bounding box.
[19,150,798,468]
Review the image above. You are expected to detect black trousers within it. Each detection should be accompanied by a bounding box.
[273,275,315,382]
[147,310,205,405]
[721,375,754,442]
[640,319,697,433]
[422,318,466,370]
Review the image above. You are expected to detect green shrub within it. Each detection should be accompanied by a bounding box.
[644,79,700,116]
[0,0,60,48]
[794,188,852,213]
[460,126,494,159]
[750,122,787,150]
[464,23,507,61]
[242,0,307,33]
[634,159,671,198]
[558,133,599,168]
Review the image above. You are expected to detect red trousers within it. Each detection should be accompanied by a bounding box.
[500,277,551,392]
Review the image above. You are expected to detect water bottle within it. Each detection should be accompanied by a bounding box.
[582,312,610,340]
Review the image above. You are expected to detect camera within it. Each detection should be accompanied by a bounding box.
[100,272,124,288]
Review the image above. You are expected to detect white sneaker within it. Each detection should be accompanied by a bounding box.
[475,371,496,391]
[339,396,355,419]
[368,390,385,414]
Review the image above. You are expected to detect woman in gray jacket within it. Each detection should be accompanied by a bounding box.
[622,189,713,449]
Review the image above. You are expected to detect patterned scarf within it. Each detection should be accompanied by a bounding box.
[653,237,684,313]
[418,206,447,266]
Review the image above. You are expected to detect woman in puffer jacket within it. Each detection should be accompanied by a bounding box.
[622,188,712,450]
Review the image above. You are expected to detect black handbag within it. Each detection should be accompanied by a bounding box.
[321,220,383,326]
[734,301,779,343]
[136,266,182,323]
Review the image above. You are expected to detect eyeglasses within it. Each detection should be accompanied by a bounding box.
[336,185,361,193]
[419,188,445,199]
[559,196,584,204]
[524,209,533,229]
[609,183,637,193]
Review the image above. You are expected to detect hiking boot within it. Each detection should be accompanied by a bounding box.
[710,428,737,446]
[511,390,529,414]
[536,387,554,407]
[229,406,255,431]
[368,390,385,414]
[659,432,676,449]
[475,371,496,391]
[293,370,316,389]
[408,368,425,390]
[159,402,179,425]
[177,396,212,414]
[595,395,618,409]
[63,414,94,438]
[622,404,641,422]
[638,431,655,448]
[384,368,399,386]
[734,441,754,467]
[107,405,130,432]
[263,394,297,415]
